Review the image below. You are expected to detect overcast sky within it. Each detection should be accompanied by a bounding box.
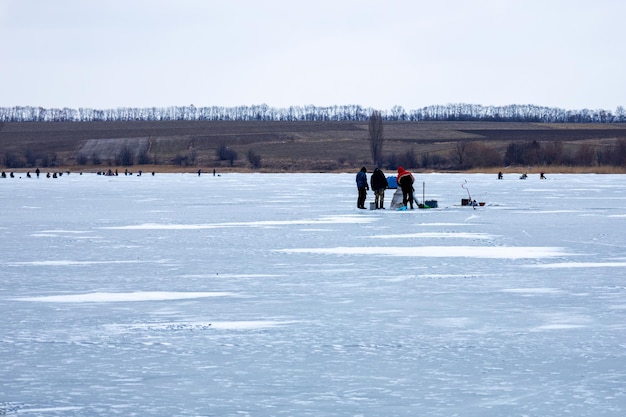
[1,0,624,111]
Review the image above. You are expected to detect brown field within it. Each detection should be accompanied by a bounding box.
[1,120,626,173]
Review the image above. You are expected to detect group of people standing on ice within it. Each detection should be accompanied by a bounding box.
[498,171,547,180]
[1,168,66,179]
[356,166,415,210]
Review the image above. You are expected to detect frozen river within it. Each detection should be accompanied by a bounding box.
[1,172,625,416]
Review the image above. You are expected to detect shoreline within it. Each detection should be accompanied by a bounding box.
[3,165,625,175]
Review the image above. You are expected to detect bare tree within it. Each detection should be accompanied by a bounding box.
[216,143,238,166]
[464,142,502,168]
[369,110,384,166]
[116,145,134,166]
[247,149,262,169]
[3,151,23,168]
[24,149,38,167]
[542,141,563,165]
[75,153,88,165]
[452,142,468,168]
[137,144,152,165]
[574,144,596,166]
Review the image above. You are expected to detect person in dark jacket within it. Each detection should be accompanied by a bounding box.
[370,168,388,209]
[396,166,415,209]
[355,167,369,209]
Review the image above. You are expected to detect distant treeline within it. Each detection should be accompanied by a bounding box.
[1,103,625,123]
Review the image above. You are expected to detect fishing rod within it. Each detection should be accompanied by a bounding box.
[462,180,476,210]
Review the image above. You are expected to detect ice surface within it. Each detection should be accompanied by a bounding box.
[12,291,234,303]
[1,172,625,416]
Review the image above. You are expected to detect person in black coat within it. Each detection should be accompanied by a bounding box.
[370,168,388,209]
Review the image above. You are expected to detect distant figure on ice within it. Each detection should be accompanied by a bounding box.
[356,167,369,209]
[198,169,202,176]
[540,172,546,180]
[497,171,503,180]
[370,168,388,209]
[35,168,40,178]
[520,172,528,180]
[397,166,415,209]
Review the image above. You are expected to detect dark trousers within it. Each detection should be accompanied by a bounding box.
[401,186,414,208]
[357,188,367,208]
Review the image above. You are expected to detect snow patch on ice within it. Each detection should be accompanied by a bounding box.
[210,320,298,330]
[532,313,592,331]
[527,261,626,268]
[426,317,473,328]
[102,222,227,230]
[104,320,296,332]
[535,323,588,330]
[417,223,476,226]
[501,288,562,294]
[418,273,496,279]
[6,260,161,266]
[12,291,234,303]
[31,234,102,239]
[104,322,214,332]
[101,215,375,230]
[526,210,582,214]
[39,230,92,234]
[372,232,497,239]
[180,273,284,279]
[18,406,84,413]
[31,230,99,238]
[279,246,570,259]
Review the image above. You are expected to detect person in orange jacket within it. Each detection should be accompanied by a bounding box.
[396,166,415,209]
